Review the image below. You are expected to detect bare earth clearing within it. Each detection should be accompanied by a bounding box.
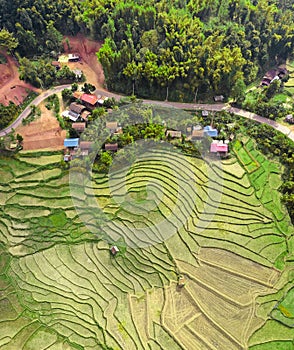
[16,102,66,151]
[62,34,105,88]
[0,52,39,106]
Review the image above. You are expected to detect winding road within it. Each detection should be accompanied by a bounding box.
[1,85,294,142]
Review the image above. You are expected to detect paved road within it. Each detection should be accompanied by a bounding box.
[227,106,294,142]
[0,85,71,137]
[1,86,294,143]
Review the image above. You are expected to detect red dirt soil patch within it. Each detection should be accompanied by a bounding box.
[0,52,39,106]
[62,34,105,88]
[16,103,66,151]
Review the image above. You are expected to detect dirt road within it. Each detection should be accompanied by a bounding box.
[0,85,70,137]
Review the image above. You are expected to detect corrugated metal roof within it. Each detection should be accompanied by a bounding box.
[64,138,79,147]
[81,94,98,105]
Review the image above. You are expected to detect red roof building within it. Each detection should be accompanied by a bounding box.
[81,94,98,108]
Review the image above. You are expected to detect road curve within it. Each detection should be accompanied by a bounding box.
[0,85,71,137]
[1,86,294,143]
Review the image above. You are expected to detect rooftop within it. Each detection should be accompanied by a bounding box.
[210,140,228,153]
[105,143,118,151]
[72,122,86,131]
[81,94,98,106]
[64,138,79,148]
[166,130,182,138]
[80,141,94,150]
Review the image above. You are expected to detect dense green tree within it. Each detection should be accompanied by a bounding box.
[231,78,246,104]
[0,29,18,51]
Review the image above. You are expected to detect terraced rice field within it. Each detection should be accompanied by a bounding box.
[284,60,294,95]
[0,137,293,349]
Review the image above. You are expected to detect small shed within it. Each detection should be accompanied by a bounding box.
[178,276,186,288]
[9,142,18,149]
[214,95,224,102]
[110,245,119,255]
[73,91,83,100]
[73,69,83,79]
[105,143,118,151]
[62,110,80,122]
[81,110,91,121]
[285,114,294,124]
[68,111,80,122]
[166,130,182,138]
[51,61,61,70]
[64,154,71,162]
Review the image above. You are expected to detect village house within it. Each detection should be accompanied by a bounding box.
[285,114,294,124]
[68,53,80,62]
[210,140,229,156]
[81,93,98,110]
[166,130,182,138]
[72,122,86,133]
[191,129,204,139]
[70,102,85,115]
[64,138,79,149]
[61,102,85,122]
[80,141,94,151]
[203,125,218,137]
[260,67,288,86]
[105,143,118,152]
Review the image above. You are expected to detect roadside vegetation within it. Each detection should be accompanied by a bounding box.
[0,91,38,129]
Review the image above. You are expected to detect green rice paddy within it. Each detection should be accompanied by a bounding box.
[0,137,293,349]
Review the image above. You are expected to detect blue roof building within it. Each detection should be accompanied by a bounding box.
[64,138,79,148]
[203,126,218,137]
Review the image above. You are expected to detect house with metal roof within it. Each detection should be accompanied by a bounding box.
[72,122,86,132]
[203,125,218,137]
[64,138,79,148]
[70,102,85,115]
[81,94,98,109]
[105,143,118,151]
[210,140,229,156]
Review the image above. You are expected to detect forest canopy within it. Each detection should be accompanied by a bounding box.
[0,0,294,100]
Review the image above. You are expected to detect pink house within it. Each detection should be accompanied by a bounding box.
[210,141,229,155]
